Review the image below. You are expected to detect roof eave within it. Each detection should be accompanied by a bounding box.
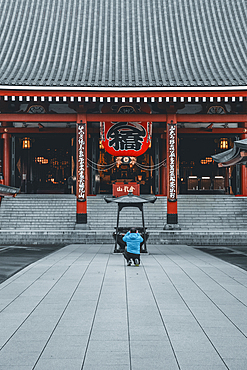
[0,85,246,98]
[0,85,247,92]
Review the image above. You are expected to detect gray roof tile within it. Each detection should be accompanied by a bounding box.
[0,0,246,89]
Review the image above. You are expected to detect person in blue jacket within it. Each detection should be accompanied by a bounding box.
[122,227,143,266]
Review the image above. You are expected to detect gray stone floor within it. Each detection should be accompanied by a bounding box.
[0,244,247,370]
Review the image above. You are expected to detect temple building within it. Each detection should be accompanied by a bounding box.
[0,0,246,226]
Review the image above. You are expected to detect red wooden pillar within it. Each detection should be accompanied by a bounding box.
[2,130,11,186]
[241,123,247,196]
[76,114,88,223]
[165,114,180,228]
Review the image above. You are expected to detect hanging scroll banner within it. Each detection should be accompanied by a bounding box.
[77,123,86,201]
[167,122,177,202]
[100,121,152,157]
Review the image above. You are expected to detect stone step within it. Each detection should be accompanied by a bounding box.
[0,195,77,230]
[0,195,246,232]
[87,195,247,230]
[0,229,246,246]
[5,214,72,217]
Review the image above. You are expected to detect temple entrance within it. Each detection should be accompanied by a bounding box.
[14,134,74,193]
[96,148,155,194]
[178,135,235,194]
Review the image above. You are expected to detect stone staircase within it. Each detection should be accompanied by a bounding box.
[0,194,246,245]
[87,195,166,230]
[88,194,247,231]
[178,195,247,230]
[0,194,76,230]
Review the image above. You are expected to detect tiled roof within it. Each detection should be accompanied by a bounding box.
[0,0,246,89]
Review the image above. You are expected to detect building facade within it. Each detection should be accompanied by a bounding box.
[0,0,246,225]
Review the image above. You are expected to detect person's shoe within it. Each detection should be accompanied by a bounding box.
[135,259,140,266]
[127,260,132,266]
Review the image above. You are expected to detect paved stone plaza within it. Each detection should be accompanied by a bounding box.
[0,243,247,370]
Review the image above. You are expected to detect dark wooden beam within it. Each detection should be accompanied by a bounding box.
[0,127,75,134]
[177,128,246,134]
[0,113,247,123]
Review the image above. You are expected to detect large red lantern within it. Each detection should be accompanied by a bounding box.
[100,120,152,156]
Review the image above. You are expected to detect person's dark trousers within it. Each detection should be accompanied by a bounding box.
[123,250,140,264]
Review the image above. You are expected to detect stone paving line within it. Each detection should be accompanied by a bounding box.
[0,244,247,370]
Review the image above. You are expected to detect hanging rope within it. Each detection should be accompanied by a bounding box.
[136,160,166,168]
[135,159,167,171]
[136,163,166,171]
[87,158,116,168]
[87,161,116,172]
[87,158,166,172]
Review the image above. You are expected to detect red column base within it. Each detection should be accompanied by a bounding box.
[165,200,180,229]
[167,213,178,224]
[76,200,87,224]
[76,213,87,224]
[166,200,178,224]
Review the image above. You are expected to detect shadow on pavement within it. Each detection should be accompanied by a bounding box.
[0,244,65,283]
[196,246,247,271]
